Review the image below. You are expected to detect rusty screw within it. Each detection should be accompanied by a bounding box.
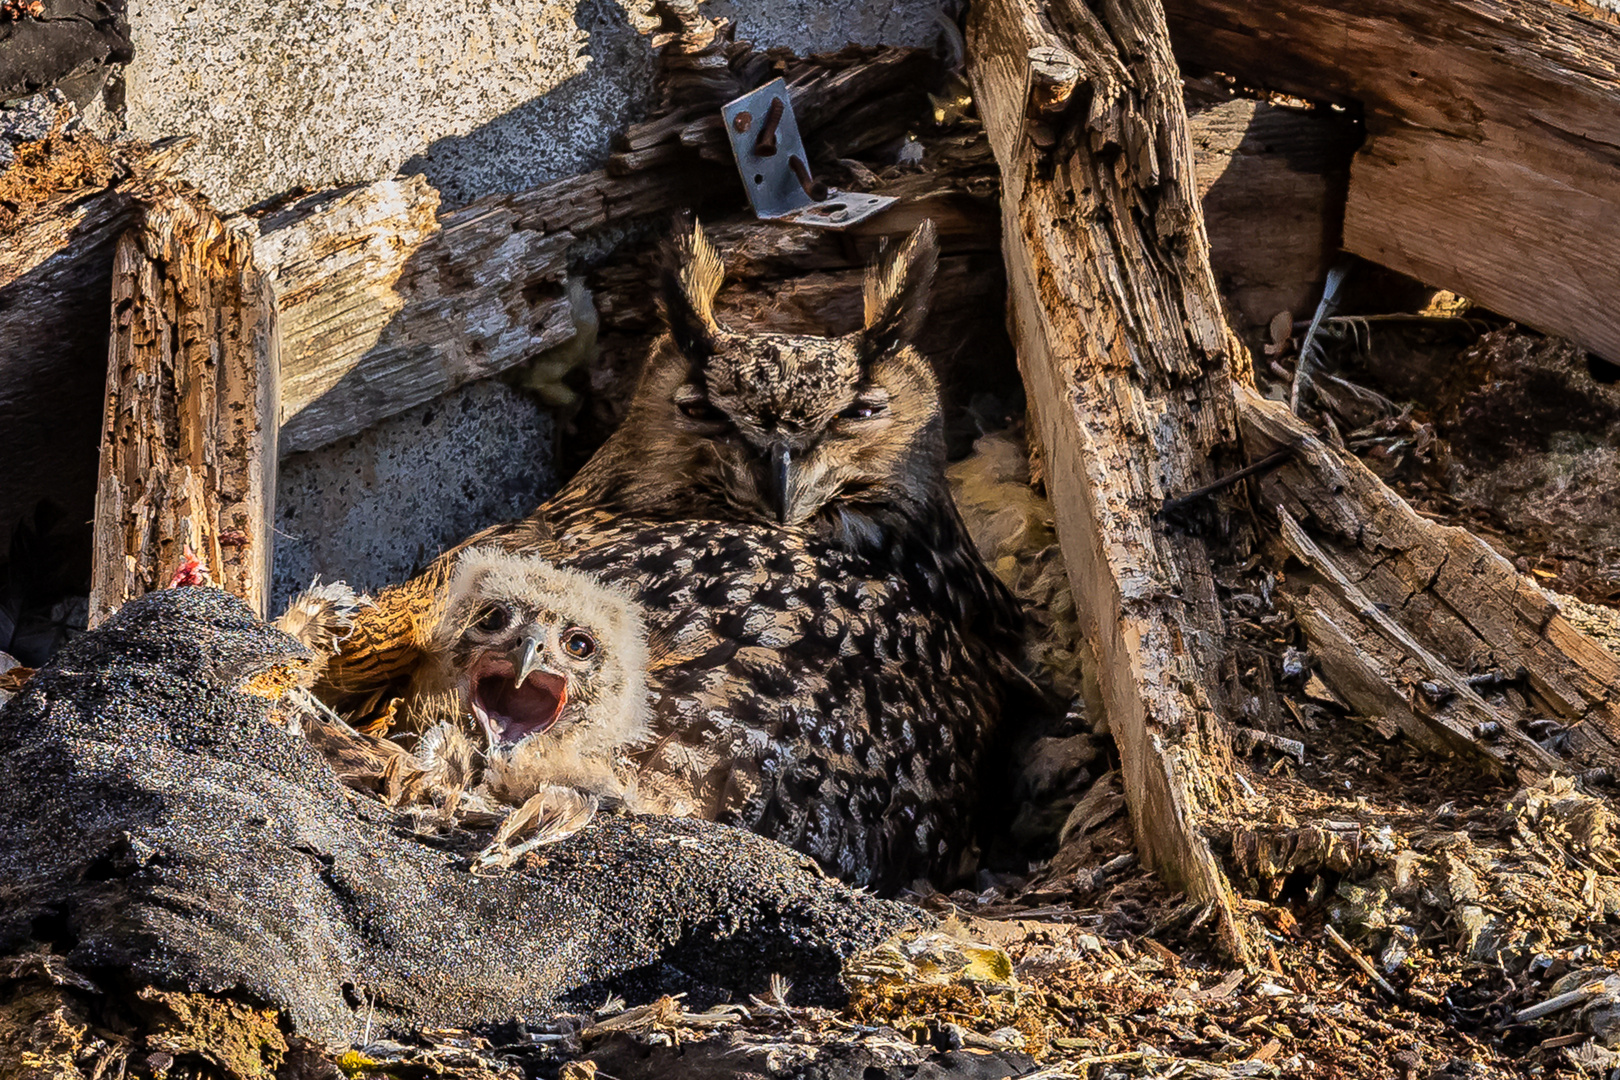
[753,97,785,157]
[788,155,828,201]
[732,111,752,133]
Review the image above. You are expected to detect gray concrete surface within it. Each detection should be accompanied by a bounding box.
[271,378,555,610]
[708,0,941,59]
[120,0,941,212]
[124,0,656,211]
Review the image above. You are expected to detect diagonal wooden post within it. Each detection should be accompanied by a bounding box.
[967,0,1256,959]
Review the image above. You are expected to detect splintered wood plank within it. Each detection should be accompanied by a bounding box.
[1163,0,1620,362]
[246,174,580,456]
[90,191,279,624]
[967,0,1255,960]
[0,137,187,550]
[1240,386,1620,776]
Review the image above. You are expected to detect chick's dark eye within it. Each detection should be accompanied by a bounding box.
[839,402,883,420]
[474,604,511,634]
[562,629,596,659]
[679,400,727,423]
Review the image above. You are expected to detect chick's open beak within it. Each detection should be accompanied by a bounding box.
[469,626,570,744]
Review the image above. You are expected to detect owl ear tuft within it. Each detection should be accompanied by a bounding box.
[860,219,938,362]
[659,218,726,359]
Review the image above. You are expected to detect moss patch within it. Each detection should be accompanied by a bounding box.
[135,988,287,1080]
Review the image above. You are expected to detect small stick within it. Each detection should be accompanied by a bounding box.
[1323,925,1401,1000]
[1157,446,1295,519]
[1512,982,1609,1025]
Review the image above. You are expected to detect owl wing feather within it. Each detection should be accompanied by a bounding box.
[548,514,1004,889]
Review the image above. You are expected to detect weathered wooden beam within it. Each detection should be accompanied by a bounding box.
[247,36,936,456]
[90,191,279,624]
[1164,0,1620,362]
[245,172,586,456]
[1240,386,1620,776]
[1185,94,1353,331]
[0,137,185,553]
[967,0,1255,959]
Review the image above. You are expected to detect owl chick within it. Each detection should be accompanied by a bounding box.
[405,547,653,810]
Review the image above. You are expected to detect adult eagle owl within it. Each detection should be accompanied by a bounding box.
[322,220,1034,889]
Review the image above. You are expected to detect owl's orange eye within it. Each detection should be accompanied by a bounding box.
[679,400,727,423]
[475,604,511,633]
[839,401,884,420]
[562,628,596,659]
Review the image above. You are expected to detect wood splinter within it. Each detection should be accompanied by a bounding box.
[1323,924,1401,1001]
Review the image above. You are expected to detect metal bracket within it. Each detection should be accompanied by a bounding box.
[721,78,896,230]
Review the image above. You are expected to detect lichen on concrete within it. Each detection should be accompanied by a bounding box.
[271,379,556,612]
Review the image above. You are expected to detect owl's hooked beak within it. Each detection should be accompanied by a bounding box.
[510,628,550,688]
[762,441,794,525]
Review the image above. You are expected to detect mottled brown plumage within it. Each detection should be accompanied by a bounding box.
[323,220,1031,888]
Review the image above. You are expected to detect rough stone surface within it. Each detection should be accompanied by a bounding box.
[120,0,653,211]
[0,586,920,1045]
[271,379,556,612]
[708,0,942,59]
[119,0,941,212]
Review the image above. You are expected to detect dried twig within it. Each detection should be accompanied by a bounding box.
[1323,924,1401,1000]
[1512,982,1611,1025]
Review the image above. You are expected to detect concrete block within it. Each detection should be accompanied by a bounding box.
[709,0,942,58]
[120,0,941,212]
[124,0,658,211]
[271,378,554,611]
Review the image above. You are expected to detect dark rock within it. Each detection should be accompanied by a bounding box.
[0,586,919,1046]
[0,0,130,104]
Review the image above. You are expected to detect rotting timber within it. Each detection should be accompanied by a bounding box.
[1163,0,1620,365]
[91,189,279,624]
[966,0,1257,961]
[965,0,1620,972]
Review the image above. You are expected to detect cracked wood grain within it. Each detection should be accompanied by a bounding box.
[968,0,1256,961]
[91,189,279,624]
[1241,386,1620,777]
